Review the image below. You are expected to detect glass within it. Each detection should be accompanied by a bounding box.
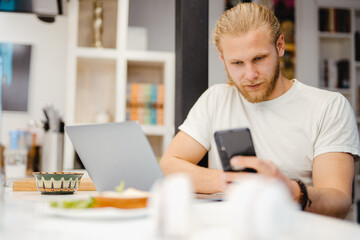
[4,149,27,186]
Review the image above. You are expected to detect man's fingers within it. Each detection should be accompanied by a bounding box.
[264,160,280,177]
[229,157,292,195]
[230,156,276,177]
[230,156,261,170]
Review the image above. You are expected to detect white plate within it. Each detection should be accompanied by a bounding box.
[44,205,149,220]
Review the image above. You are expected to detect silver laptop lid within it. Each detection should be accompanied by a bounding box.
[65,121,164,192]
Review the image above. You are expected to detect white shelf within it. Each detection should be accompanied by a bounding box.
[319,32,352,39]
[141,125,172,136]
[75,47,118,59]
[126,50,174,62]
[64,0,175,169]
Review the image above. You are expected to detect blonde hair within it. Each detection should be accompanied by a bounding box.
[213,2,281,52]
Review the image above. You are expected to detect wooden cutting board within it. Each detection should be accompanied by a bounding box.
[13,177,97,191]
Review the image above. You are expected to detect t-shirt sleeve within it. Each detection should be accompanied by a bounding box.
[178,88,213,150]
[314,93,360,160]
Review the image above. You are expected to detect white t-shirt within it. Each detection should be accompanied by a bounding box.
[179,79,360,186]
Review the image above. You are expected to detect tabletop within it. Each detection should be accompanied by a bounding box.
[1,187,360,240]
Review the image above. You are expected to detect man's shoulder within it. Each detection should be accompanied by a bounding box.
[297,81,344,102]
[295,82,352,115]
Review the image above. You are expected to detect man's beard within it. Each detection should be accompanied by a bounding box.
[227,59,280,103]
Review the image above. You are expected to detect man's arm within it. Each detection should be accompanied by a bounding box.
[230,152,354,218]
[160,131,239,193]
[307,152,354,218]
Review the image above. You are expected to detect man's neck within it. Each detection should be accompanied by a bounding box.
[266,73,293,101]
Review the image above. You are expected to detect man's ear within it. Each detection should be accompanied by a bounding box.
[276,34,285,57]
[217,48,225,66]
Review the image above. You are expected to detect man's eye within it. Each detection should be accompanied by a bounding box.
[254,57,263,62]
[232,61,242,65]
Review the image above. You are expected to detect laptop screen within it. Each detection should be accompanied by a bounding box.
[65,121,164,192]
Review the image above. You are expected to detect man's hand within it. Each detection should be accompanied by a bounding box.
[161,131,229,193]
[229,156,300,201]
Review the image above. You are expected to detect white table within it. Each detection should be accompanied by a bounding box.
[1,188,360,240]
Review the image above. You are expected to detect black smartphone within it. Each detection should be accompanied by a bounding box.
[214,128,257,173]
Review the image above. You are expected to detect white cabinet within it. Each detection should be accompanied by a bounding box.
[64,0,175,169]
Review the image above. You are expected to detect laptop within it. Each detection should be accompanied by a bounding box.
[65,121,164,192]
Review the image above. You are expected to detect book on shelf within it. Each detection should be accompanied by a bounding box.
[319,8,329,32]
[320,58,336,88]
[126,83,164,125]
[336,60,349,89]
[321,58,349,89]
[157,108,164,125]
[318,8,351,33]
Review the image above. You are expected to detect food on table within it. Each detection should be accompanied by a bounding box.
[93,188,150,209]
[115,180,125,193]
[50,198,95,209]
[50,188,150,209]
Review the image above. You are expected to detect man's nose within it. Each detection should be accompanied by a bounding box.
[244,64,259,80]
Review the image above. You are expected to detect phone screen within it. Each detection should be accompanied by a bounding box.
[214,128,257,172]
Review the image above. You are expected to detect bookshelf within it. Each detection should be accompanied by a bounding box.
[317,2,359,118]
[64,0,175,169]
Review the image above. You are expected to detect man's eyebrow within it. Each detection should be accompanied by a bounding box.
[252,53,269,58]
[228,53,269,62]
[228,58,243,62]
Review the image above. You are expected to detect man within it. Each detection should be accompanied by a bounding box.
[160,3,360,218]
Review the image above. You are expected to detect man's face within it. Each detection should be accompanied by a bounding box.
[219,28,284,103]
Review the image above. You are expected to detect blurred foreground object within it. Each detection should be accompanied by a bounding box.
[226,175,299,239]
[149,173,194,239]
